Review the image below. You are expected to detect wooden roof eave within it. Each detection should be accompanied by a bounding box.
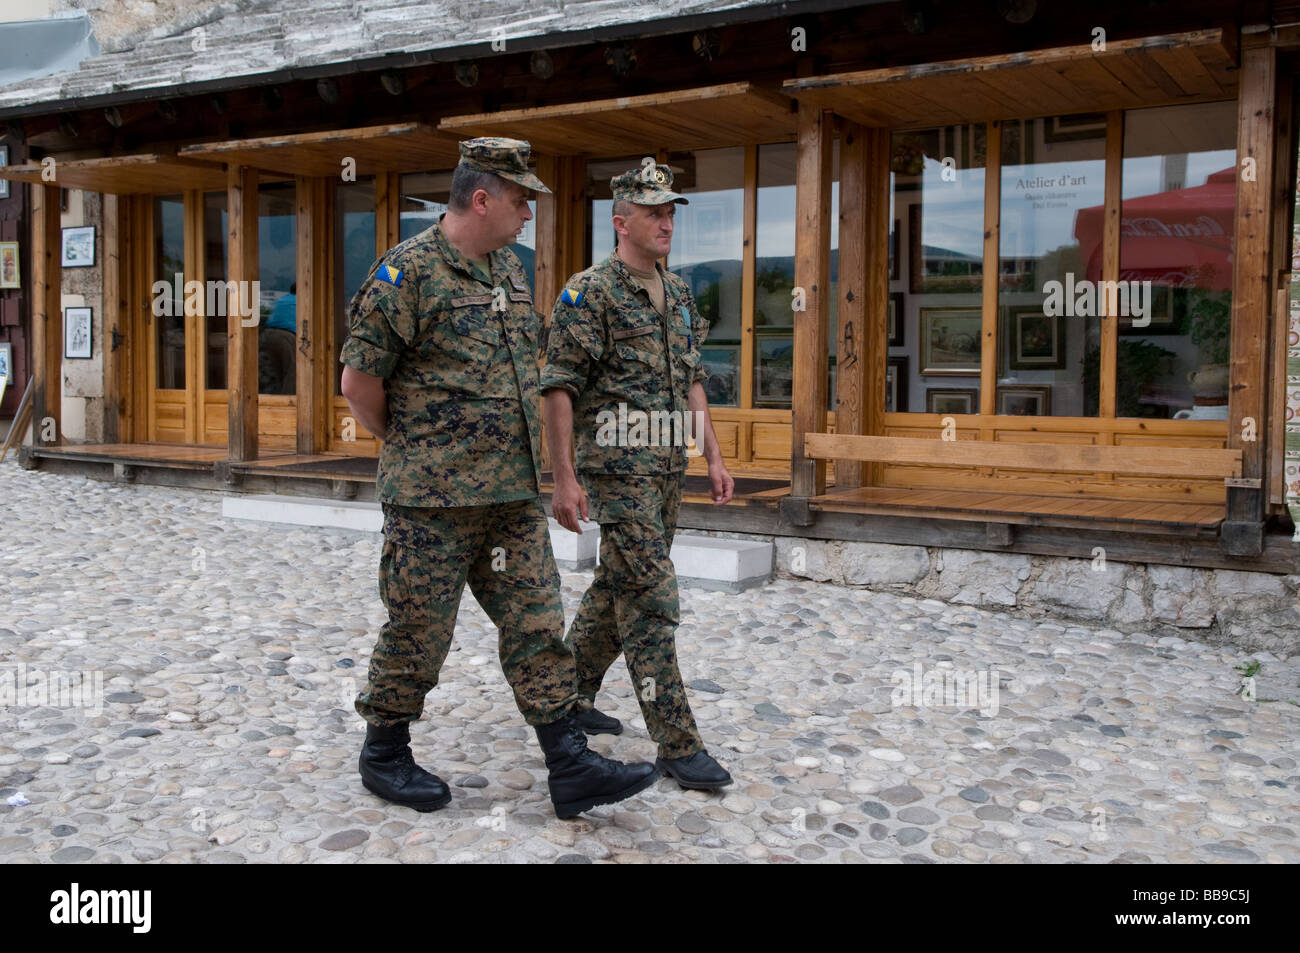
[0,153,227,194]
[177,122,464,177]
[439,81,798,156]
[783,28,1240,130]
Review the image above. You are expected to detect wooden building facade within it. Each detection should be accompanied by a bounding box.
[2,0,1299,573]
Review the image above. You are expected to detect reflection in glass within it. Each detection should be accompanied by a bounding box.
[258,182,297,396]
[154,194,185,390]
[999,116,1103,417]
[336,178,377,394]
[755,141,839,409]
[667,147,743,406]
[203,191,227,389]
[1114,101,1236,419]
[586,156,641,266]
[891,124,985,413]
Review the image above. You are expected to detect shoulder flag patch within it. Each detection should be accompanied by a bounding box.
[376,264,404,287]
[561,288,584,306]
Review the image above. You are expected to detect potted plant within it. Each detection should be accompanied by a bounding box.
[1185,286,1231,401]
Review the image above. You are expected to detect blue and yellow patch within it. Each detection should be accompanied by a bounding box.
[376,264,404,287]
[560,288,584,306]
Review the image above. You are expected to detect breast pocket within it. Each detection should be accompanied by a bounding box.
[427,306,502,394]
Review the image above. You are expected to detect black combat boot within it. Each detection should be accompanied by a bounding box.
[571,706,623,735]
[656,750,733,790]
[534,715,658,819]
[358,721,451,812]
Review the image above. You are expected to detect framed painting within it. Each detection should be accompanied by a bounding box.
[1043,112,1107,144]
[700,344,739,407]
[920,307,982,375]
[0,241,18,289]
[61,226,95,268]
[997,384,1051,416]
[1006,305,1065,370]
[888,292,904,347]
[926,387,977,414]
[755,334,793,405]
[64,306,92,359]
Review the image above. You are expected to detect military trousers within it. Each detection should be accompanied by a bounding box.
[355,497,578,728]
[566,470,705,759]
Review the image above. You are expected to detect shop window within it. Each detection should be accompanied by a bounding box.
[203,191,227,390]
[755,141,839,409]
[890,125,985,414]
[258,182,297,396]
[587,155,642,267]
[335,177,376,394]
[998,116,1104,418]
[153,195,185,390]
[1116,101,1236,419]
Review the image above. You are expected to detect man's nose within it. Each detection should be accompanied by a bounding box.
[522,204,533,222]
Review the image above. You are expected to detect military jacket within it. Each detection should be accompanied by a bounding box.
[540,253,709,475]
[339,221,544,506]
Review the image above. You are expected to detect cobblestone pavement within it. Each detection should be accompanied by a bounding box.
[1,462,1298,864]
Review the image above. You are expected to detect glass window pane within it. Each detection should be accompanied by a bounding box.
[998,116,1104,417]
[891,124,986,415]
[203,191,227,390]
[153,194,185,390]
[1118,101,1236,419]
[336,178,377,394]
[586,155,642,267]
[258,182,297,396]
[755,141,839,409]
[666,147,743,407]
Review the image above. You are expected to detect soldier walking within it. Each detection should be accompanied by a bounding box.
[339,138,657,818]
[541,163,736,790]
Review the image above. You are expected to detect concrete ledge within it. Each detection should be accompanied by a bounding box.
[220,495,774,591]
[222,494,382,533]
[671,535,772,593]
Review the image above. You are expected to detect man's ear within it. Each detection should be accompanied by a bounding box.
[472,188,492,215]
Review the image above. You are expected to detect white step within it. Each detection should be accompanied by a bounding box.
[223,495,772,590]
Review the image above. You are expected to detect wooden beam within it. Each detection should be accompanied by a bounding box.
[296,176,317,454]
[1226,46,1275,527]
[102,192,125,443]
[740,145,757,417]
[1100,110,1124,425]
[979,121,1000,420]
[533,154,561,317]
[30,183,61,447]
[864,127,890,487]
[226,165,259,462]
[1269,67,1295,508]
[183,190,203,445]
[805,433,1242,478]
[835,121,867,489]
[791,104,832,498]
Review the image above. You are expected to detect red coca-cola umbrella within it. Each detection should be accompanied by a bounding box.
[1073,167,1235,291]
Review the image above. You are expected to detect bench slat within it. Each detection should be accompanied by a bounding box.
[806,433,1241,479]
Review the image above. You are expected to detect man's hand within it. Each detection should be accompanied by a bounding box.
[708,460,735,505]
[551,476,590,534]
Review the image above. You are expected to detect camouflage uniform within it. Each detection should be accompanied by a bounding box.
[540,165,711,759]
[341,138,578,729]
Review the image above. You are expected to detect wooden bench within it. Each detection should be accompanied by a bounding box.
[803,433,1245,537]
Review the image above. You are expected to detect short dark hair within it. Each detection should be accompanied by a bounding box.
[611,199,635,219]
[449,166,506,211]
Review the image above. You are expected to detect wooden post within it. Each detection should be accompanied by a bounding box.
[183,190,203,444]
[29,183,61,447]
[740,145,757,418]
[103,192,125,443]
[835,122,868,489]
[295,175,329,455]
[227,165,259,462]
[978,122,1001,422]
[1224,45,1276,555]
[790,104,833,501]
[533,154,561,316]
[1099,111,1123,426]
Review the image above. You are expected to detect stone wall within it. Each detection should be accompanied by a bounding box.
[59,188,103,442]
[691,529,1299,658]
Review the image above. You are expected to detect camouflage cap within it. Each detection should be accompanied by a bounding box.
[610,162,689,206]
[457,137,551,193]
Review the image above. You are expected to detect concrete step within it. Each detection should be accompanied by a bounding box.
[223,495,772,591]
